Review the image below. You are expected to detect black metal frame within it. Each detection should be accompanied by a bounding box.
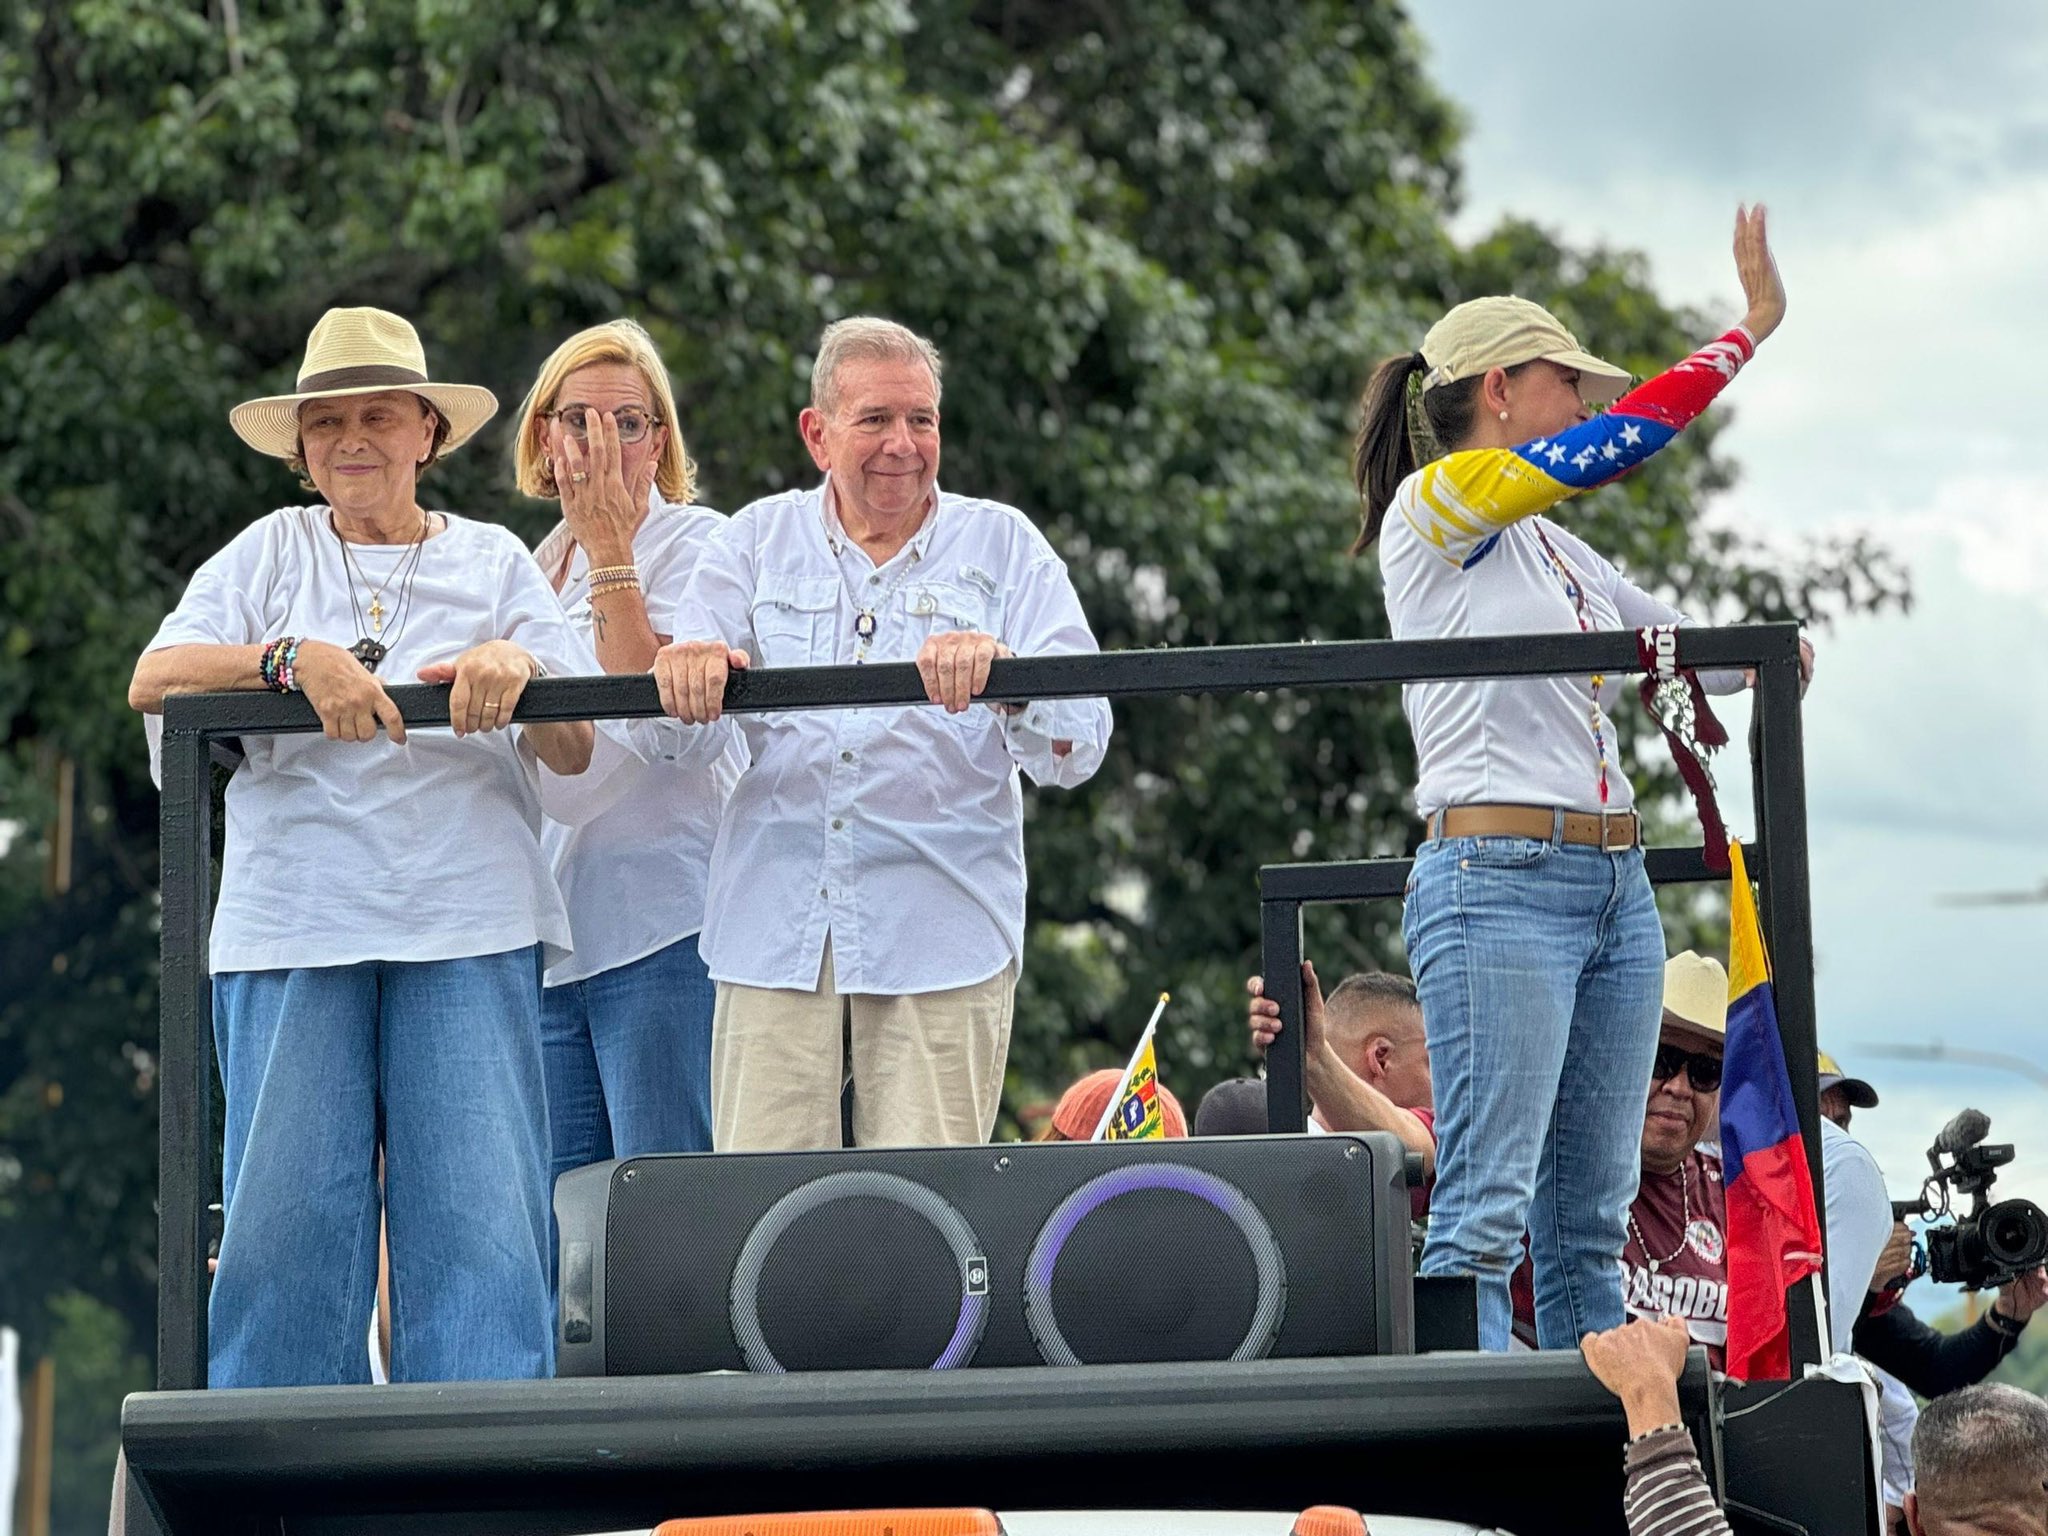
[155,622,1819,1390]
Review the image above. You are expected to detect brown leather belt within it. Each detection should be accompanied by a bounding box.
[1425,804,1641,850]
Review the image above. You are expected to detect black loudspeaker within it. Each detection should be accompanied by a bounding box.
[554,1133,1414,1377]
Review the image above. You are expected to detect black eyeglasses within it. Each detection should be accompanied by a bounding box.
[1652,1043,1723,1093]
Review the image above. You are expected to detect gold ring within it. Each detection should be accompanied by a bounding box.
[481,700,500,714]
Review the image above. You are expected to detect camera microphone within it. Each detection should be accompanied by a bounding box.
[1934,1108,1992,1157]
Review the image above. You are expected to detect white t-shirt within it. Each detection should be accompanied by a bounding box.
[1380,510,1743,817]
[532,502,746,986]
[144,506,627,974]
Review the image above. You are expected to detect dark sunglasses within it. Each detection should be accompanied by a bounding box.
[1652,1043,1722,1093]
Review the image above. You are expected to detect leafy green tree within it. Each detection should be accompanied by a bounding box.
[1,4,1905,1472]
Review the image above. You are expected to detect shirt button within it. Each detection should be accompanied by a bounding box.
[840,750,854,763]
[819,887,828,898]
[831,818,844,831]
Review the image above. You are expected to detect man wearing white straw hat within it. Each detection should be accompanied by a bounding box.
[130,306,623,1387]
[1621,951,1732,1363]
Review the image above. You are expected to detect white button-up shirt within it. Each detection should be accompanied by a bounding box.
[671,478,1112,995]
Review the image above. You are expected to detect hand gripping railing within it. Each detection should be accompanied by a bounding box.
[154,622,1821,1388]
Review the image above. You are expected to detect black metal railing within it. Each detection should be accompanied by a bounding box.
[154,621,1817,1388]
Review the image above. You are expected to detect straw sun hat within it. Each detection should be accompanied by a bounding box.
[1661,951,1729,1045]
[228,307,499,460]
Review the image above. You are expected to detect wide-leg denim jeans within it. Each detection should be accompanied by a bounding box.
[540,931,716,1189]
[1403,831,1664,1351]
[210,946,554,1387]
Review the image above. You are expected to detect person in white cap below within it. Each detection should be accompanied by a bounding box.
[129,306,623,1387]
[1350,208,1811,1352]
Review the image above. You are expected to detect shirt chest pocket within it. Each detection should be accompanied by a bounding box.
[904,581,999,642]
[749,574,840,666]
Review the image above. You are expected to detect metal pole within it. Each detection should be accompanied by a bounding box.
[1753,654,1828,1370]
[156,718,213,1390]
[1259,898,1308,1133]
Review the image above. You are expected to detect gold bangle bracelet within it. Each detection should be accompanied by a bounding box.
[586,564,638,583]
[588,577,641,598]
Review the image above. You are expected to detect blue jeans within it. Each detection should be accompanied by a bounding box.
[540,933,715,1193]
[210,947,554,1386]
[1403,833,1664,1351]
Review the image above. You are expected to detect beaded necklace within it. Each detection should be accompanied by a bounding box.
[1532,522,1611,806]
[840,546,925,663]
[1629,1160,1694,1274]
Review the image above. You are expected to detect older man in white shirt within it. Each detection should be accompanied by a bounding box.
[653,317,1112,1150]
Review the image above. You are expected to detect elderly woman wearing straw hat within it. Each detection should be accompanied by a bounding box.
[512,319,742,1184]
[129,306,613,1387]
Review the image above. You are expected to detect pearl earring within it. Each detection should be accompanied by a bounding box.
[1498,410,1509,422]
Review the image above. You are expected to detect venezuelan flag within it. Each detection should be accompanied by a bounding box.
[1719,841,1825,1381]
[1094,994,1170,1141]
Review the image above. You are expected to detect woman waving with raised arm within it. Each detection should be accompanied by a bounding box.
[1356,207,1800,1353]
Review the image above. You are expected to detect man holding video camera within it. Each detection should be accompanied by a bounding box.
[1832,1069,2048,1396]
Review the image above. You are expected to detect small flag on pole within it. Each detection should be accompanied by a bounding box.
[1092,993,1172,1141]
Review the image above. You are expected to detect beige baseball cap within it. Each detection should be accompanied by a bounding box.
[1661,951,1729,1043]
[1420,296,1632,404]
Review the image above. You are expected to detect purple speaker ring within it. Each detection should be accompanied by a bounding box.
[728,1170,989,1373]
[1023,1161,1287,1366]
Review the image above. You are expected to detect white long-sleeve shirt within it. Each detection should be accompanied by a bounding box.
[1379,328,1758,817]
[670,479,1112,994]
[1383,513,1745,816]
[533,501,747,986]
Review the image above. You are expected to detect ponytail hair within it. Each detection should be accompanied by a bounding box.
[1349,351,1520,554]
[1350,351,1427,554]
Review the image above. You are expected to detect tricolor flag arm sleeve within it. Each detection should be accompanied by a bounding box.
[1400,326,1758,567]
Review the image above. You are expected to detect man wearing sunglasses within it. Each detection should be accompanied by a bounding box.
[1620,951,1731,1366]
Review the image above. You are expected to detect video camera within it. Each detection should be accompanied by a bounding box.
[1890,1108,2048,1290]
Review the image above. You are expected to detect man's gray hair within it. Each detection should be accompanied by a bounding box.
[1913,1382,2048,1520]
[810,317,944,415]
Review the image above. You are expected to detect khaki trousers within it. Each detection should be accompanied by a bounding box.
[711,939,1017,1150]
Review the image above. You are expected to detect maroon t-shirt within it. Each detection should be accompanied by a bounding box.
[1311,1105,1435,1219]
[1623,1147,1728,1366]
[1510,1146,1728,1363]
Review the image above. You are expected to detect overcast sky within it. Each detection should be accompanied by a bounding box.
[1411,2,2048,1310]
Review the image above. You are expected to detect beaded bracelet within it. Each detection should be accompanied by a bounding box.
[259,637,302,693]
[588,574,642,599]
[587,564,638,586]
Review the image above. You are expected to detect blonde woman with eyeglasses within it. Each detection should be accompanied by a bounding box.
[514,320,744,1186]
